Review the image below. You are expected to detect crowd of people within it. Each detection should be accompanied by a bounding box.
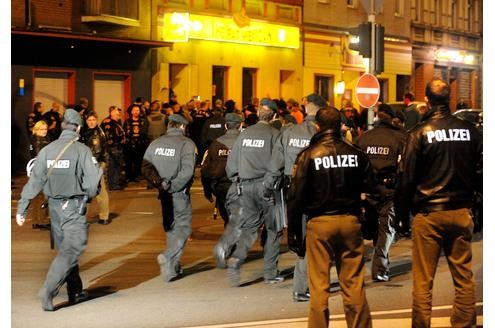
[17,78,482,328]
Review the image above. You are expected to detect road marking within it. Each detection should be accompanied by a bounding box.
[189,303,483,328]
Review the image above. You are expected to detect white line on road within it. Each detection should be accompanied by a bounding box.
[189,302,483,328]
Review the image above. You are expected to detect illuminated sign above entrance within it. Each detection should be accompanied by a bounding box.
[159,12,300,49]
[434,49,476,65]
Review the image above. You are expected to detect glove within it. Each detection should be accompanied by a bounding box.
[161,179,171,192]
[16,213,26,227]
[262,189,275,205]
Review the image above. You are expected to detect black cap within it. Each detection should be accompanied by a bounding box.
[378,104,396,118]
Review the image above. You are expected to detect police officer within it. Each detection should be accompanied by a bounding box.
[356,103,406,282]
[200,106,226,156]
[16,108,103,311]
[81,111,110,225]
[270,93,327,302]
[224,98,283,286]
[141,114,197,282]
[200,113,243,268]
[100,106,126,190]
[395,78,482,327]
[287,107,373,328]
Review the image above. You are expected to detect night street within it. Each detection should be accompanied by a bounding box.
[10,172,483,328]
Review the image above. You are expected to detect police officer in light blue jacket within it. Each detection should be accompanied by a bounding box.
[141,114,197,282]
[16,108,103,311]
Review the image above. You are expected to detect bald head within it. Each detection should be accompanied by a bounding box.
[425,78,450,106]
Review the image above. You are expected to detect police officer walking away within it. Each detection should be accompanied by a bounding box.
[141,114,197,282]
[225,98,283,286]
[355,103,406,282]
[270,93,327,302]
[200,113,243,268]
[16,108,103,311]
[395,78,482,327]
[287,107,373,328]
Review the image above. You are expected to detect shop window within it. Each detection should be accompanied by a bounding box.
[314,75,334,107]
[213,66,229,104]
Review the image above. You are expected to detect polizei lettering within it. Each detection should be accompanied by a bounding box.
[47,160,70,168]
[218,149,231,157]
[366,146,390,155]
[242,139,265,148]
[155,148,176,156]
[314,155,358,170]
[288,138,310,148]
[426,129,470,144]
[210,124,222,129]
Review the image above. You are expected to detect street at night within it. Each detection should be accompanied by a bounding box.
[10,173,483,328]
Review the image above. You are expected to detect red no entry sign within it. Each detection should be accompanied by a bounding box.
[356,73,380,108]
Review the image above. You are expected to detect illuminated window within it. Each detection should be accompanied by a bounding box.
[101,0,139,20]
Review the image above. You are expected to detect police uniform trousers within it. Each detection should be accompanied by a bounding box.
[306,215,371,328]
[230,180,281,279]
[371,199,395,278]
[107,146,125,189]
[411,208,476,328]
[40,198,88,298]
[215,184,243,257]
[160,190,192,273]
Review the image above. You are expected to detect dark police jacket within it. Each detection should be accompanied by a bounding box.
[141,128,197,193]
[226,121,280,185]
[355,119,406,198]
[17,130,103,216]
[200,113,226,150]
[287,129,374,256]
[29,135,51,159]
[395,105,482,226]
[201,129,240,197]
[80,126,107,163]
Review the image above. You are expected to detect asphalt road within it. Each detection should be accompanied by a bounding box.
[10,173,483,327]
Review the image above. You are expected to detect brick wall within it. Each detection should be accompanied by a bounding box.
[12,0,73,29]
[414,63,434,100]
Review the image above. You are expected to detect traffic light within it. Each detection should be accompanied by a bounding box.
[374,24,385,74]
[349,22,372,58]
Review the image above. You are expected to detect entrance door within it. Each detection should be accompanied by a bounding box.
[33,70,75,114]
[242,68,257,107]
[212,66,229,104]
[93,73,130,122]
[280,70,296,101]
[314,75,334,106]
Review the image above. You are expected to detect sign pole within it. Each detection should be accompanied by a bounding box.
[367,0,376,130]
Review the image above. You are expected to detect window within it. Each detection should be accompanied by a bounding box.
[347,0,357,8]
[212,66,229,104]
[395,0,404,17]
[101,0,139,20]
[242,68,257,107]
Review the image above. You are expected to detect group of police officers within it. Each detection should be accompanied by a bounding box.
[16,77,481,328]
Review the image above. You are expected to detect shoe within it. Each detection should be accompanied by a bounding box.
[293,292,310,302]
[98,219,110,225]
[157,254,181,282]
[372,274,390,282]
[226,257,241,287]
[38,288,54,311]
[38,224,51,230]
[68,290,89,305]
[264,275,285,284]
[213,244,226,269]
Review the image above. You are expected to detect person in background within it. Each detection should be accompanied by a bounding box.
[287,106,373,328]
[16,108,102,311]
[26,102,43,135]
[147,100,167,142]
[395,78,482,327]
[43,102,63,140]
[27,120,51,230]
[81,112,110,225]
[123,104,149,183]
[402,92,420,130]
[101,106,126,190]
[287,98,304,124]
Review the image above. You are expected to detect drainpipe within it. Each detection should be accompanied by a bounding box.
[25,0,31,29]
